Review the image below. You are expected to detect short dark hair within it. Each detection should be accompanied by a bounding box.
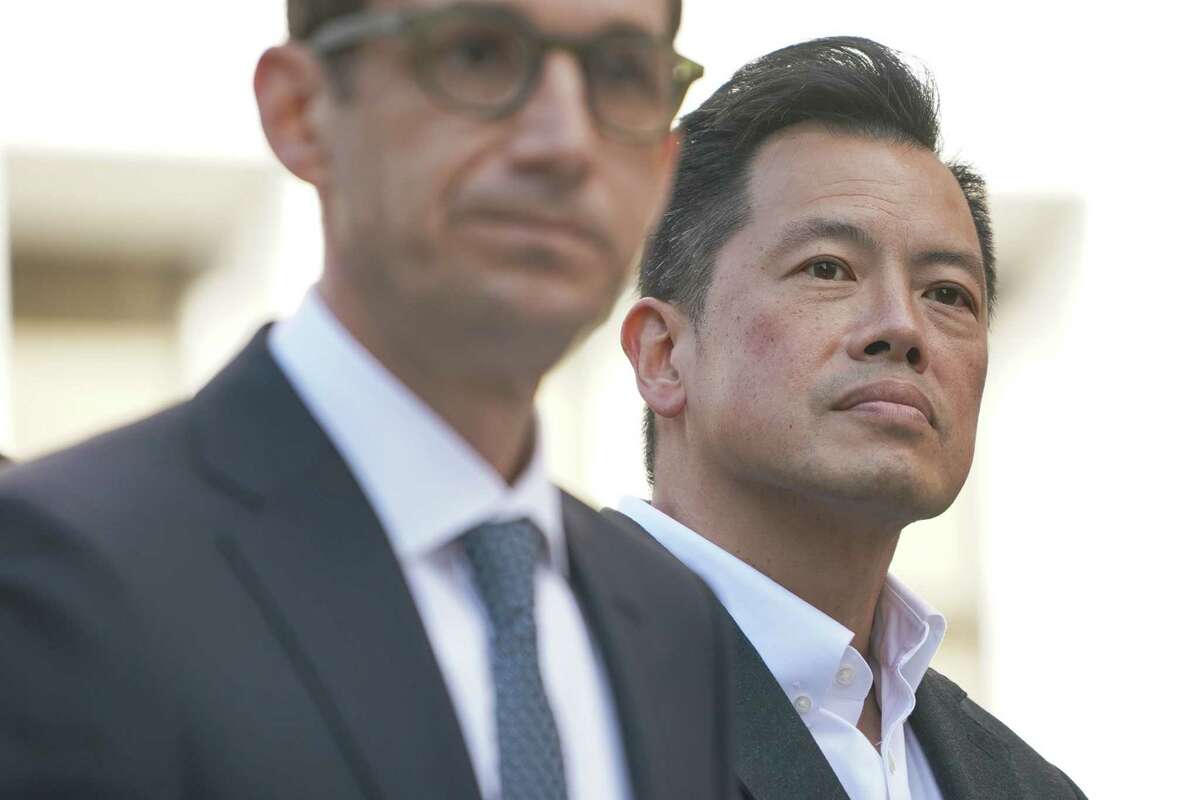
[639,36,996,485]
[287,0,683,41]
[288,0,362,40]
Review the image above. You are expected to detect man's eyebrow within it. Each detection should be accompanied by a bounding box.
[770,217,986,282]
[768,217,881,261]
[484,3,661,40]
[913,249,987,286]
[598,21,662,38]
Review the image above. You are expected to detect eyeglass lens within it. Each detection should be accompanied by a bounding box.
[421,13,535,110]
[416,10,683,137]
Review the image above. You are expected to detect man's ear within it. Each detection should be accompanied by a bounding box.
[254,44,332,186]
[621,297,689,419]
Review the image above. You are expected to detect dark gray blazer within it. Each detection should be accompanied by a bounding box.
[0,330,735,800]
[602,509,1086,800]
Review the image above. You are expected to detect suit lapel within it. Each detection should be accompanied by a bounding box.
[570,496,725,800]
[730,623,849,800]
[909,670,1019,800]
[191,330,481,800]
[564,496,663,800]
[598,508,846,800]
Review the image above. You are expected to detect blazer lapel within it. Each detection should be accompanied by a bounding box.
[598,507,846,800]
[909,670,1019,800]
[730,623,849,800]
[571,497,741,800]
[564,496,666,800]
[191,329,481,800]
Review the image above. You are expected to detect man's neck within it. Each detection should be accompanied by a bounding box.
[401,368,540,485]
[652,473,902,659]
[317,284,541,485]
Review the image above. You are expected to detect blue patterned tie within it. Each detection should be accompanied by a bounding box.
[462,519,569,800]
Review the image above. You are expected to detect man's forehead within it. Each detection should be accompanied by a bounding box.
[746,124,979,248]
[373,0,671,37]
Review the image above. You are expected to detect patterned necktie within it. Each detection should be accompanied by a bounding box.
[462,519,569,800]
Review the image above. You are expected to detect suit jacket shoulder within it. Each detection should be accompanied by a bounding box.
[0,403,210,797]
[0,337,388,798]
[0,331,736,800]
[912,669,1087,799]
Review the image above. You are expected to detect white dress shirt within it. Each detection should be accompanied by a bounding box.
[268,291,632,800]
[619,497,946,800]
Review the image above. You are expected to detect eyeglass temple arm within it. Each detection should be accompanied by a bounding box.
[306,11,413,54]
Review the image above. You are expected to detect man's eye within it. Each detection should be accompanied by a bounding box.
[596,53,648,84]
[589,38,668,95]
[925,285,972,309]
[802,260,852,281]
[447,34,510,69]
[593,53,663,97]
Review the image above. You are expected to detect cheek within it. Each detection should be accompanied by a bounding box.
[708,305,819,419]
[387,112,487,237]
[957,342,989,412]
[744,308,785,360]
[606,155,672,254]
[740,300,839,378]
[338,125,413,223]
[938,340,989,444]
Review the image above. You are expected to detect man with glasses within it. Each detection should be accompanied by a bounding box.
[0,2,732,798]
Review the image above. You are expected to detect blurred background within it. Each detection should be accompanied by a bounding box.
[2,1,1196,795]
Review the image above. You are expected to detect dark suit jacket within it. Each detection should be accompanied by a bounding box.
[602,509,1086,800]
[0,330,735,800]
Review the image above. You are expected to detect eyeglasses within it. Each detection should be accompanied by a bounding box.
[306,4,704,143]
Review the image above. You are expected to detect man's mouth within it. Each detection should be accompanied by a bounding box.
[833,380,936,429]
[453,208,612,260]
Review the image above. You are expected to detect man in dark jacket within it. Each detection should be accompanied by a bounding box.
[611,37,1085,799]
[0,2,735,799]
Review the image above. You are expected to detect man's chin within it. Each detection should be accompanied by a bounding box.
[479,272,621,338]
[437,294,606,373]
[803,460,958,525]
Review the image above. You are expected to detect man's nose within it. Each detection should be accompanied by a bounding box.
[846,278,930,373]
[504,50,597,188]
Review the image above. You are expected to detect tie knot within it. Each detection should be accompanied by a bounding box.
[462,518,545,631]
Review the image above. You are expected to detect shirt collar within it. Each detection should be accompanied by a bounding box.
[617,497,853,705]
[873,573,946,692]
[617,497,945,714]
[268,290,565,572]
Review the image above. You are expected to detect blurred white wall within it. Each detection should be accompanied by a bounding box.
[2,1,1198,795]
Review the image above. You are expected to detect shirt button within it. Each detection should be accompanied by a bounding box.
[888,751,897,774]
[793,694,813,714]
[836,666,855,686]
